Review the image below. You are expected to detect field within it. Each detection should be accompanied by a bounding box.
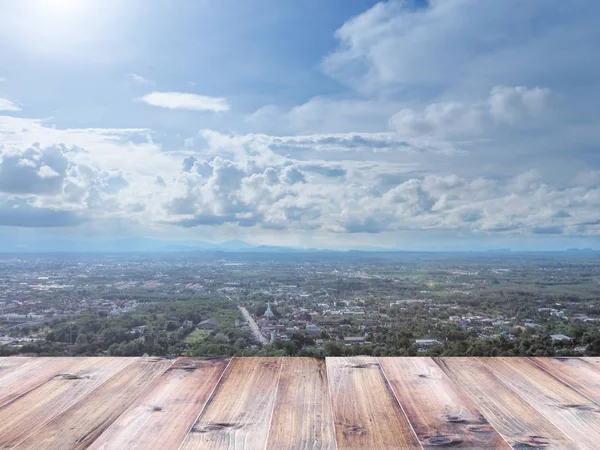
[184,329,212,344]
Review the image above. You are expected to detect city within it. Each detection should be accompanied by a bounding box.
[2,250,599,358]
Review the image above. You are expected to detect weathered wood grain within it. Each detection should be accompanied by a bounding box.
[0,357,135,448]
[327,356,420,449]
[89,358,229,450]
[481,357,600,450]
[0,356,599,449]
[581,357,600,369]
[530,357,600,405]
[0,357,30,373]
[15,357,172,450]
[0,357,79,408]
[435,357,578,449]
[379,357,510,449]
[266,358,336,450]
[180,357,283,450]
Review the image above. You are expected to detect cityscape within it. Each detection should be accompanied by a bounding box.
[2,250,599,358]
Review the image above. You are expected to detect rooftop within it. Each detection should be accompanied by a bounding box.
[0,356,599,448]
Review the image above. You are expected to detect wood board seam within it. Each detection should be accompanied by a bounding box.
[263,357,285,450]
[431,357,514,449]
[100,357,177,449]
[325,359,339,450]
[0,374,60,410]
[177,356,233,450]
[377,357,424,450]
[476,357,577,448]
[9,357,139,450]
[0,359,80,410]
[526,357,600,408]
[326,358,343,450]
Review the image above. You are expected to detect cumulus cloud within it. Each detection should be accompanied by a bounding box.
[323,0,600,93]
[0,118,597,238]
[0,98,21,112]
[140,92,230,112]
[390,86,550,137]
[0,144,69,195]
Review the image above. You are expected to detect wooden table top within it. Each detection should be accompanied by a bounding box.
[1,356,599,449]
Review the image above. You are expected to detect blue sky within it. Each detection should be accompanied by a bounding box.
[0,0,599,250]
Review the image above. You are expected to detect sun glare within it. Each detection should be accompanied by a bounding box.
[40,0,86,15]
[13,0,117,55]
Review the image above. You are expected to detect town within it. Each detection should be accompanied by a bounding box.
[1,250,600,357]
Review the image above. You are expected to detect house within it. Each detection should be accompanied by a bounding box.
[197,318,219,330]
[182,320,194,328]
[550,334,572,342]
[306,324,321,334]
[130,325,148,336]
[415,339,442,348]
[343,336,366,344]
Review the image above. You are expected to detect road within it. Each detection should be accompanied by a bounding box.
[224,294,268,345]
[237,304,268,345]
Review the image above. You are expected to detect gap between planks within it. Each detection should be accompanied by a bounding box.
[177,357,233,450]
[376,357,423,450]
[263,357,284,450]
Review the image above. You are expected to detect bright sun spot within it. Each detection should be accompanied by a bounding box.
[16,0,111,53]
[41,0,86,15]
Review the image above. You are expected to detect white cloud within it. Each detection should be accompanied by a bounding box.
[488,86,550,124]
[0,98,21,112]
[128,73,154,86]
[323,0,600,94]
[140,92,230,112]
[248,97,400,134]
[390,86,550,138]
[0,117,598,239]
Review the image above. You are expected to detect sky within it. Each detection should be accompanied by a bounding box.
[0,0,599,251]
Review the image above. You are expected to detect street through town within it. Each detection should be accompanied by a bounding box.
[235,301,268,345]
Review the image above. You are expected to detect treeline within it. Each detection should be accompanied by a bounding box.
[1,298,251,357]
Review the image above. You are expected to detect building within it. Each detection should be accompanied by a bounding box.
[550,334,572,342]
[1,313,44,323]
[264,302,274,319]
[306,324,321,334]
[197,318,219,330]
[415,339,442,348]
[344,336,366,344]
[130,325,148,336]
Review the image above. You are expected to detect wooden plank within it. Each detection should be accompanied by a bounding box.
[0,357,80,408]
[481,357,600,450]
[435,357,578,449]
[266,358,336,450]
[327,356,420,449]
[0,357,30,373]
[0,357,135,448]
[180,357,282,450]
[530,357,600,405]
[379,357,510,449]
[15,357,172,450]
[89,358,229,450]
[581,357,600,369]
